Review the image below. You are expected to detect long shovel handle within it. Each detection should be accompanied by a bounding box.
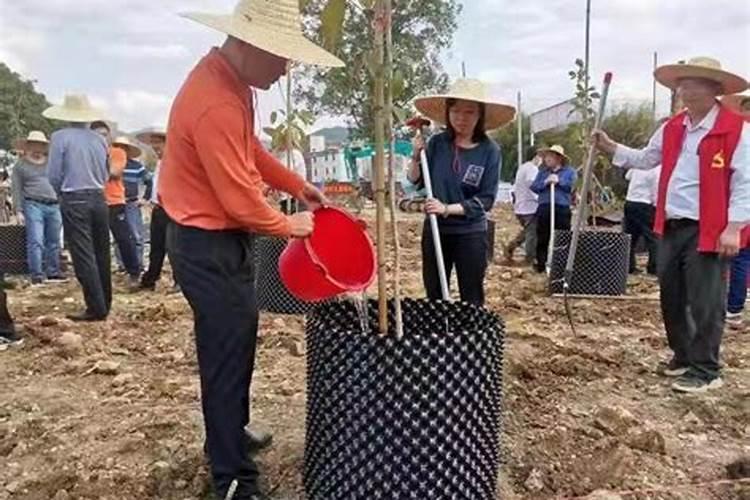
[565,72,614,283]
[420,148,450,301]
[546,182,556,275]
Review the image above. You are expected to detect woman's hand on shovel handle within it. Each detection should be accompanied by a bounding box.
[288,212,314,238]
[299,183,329,211]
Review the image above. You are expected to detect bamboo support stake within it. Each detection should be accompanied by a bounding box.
[373,0,388,335]
[384,0,403,338]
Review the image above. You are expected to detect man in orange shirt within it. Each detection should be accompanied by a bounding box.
[158,2,342,498]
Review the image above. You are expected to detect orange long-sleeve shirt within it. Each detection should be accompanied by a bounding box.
[158,48,305,237]
[104,147,128,206]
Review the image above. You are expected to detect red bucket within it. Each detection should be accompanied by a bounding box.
[279,207,376,302]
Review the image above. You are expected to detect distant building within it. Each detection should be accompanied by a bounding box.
[309,148,348,183]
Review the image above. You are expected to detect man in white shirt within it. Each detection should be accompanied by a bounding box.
[593,57,750,394]
[273,146,307,214]
[505,148,540,263]
[623,166,660,275]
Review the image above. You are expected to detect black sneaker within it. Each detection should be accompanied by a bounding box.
[657,358,688,377]
[67,312,107,322]
[672,374,723,393]
[0,332,24,351]
[46,275,69,283]
[30,277,45,287]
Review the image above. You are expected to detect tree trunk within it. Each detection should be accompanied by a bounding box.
[373,0,388,334]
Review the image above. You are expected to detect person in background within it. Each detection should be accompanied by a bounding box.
[409,79,512,306]
[593,57,750,392]
[137,127,179,292]
[505,147,540,264]
[122,140,152,271]
[158,1,339,497]
[273,142,307,214]
[721,92,750,329]
[623,165,661,275]
[530,145,577,274]
[11,131,66,285]
[0,287,22,350]
[0,167,11,224]
[95,126,142,290]
[44,94,111,322]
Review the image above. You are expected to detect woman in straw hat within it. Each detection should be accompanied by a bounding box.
[408,79,514,305]
[44,94,112,322]
[157,1,339,497]
[593,56,750,394]
[529,144,578,274]
[10,131,66,285]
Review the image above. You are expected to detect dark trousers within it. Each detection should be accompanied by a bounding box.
[167,223,260,499]
[623,201,658,274]
[658,221,727,380]
[507,213,537,261]
[535,203,572,272]
[141,205,171,287]
[61,191,112,318]
[0,288,14,336]
[728,248,750,314]
[108,204,140,277]
[421,223,488,306]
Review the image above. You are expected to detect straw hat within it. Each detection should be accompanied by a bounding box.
[721,93,750,115]
[182,0,343,68]
[43,94,105,122]
[13,131,49,152]
[112,136,143,158]
[654,57,749,95]
[135,126,167,145]
[413,79,516,131]
[538,144,570,164]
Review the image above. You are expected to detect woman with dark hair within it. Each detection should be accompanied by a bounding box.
[408,79,515,305]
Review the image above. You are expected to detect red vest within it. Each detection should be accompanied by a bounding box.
[655,106,750,252]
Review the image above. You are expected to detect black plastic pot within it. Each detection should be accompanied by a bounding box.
[0,225,28,275]
[305,298,504,500]
[254,236,313,315]
[548,230,631,296]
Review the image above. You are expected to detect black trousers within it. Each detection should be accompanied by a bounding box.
[623,201,658,274]
[0,288,14,336]
[141,205,171,287]
[535,203,572,272]
[108,204,140,277]
[421,223,488,306]
[658,221,727,380]
[167,223,260,499]
[61,191,112,318]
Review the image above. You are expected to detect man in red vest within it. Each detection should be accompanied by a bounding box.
[593,57,749,394]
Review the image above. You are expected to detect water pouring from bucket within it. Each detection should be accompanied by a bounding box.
[279,206,376,302]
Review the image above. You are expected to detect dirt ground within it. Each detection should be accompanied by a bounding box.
[1,205,748,500]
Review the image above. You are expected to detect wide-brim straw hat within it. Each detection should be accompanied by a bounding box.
[43,94,105,122]
[13,131,49,152]
[413,79,517,131]
[721,93,750,115]
[182,0,343,68]
[654,57,749,96]
[112,136,143,158]
[538,144,570,163]
[135,126,167,145]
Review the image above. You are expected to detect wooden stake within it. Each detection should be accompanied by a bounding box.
[373,0,388,335]
[384,0,403,338]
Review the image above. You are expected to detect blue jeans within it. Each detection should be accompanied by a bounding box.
[728,248,750,314]
[123,201,145,270]
[23,200,62,280]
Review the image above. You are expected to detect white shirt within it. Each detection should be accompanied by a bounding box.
[613,104,750,223]
[512,160,539,215]
[625,166,660,205]
[273,149,307,200]
[151,160,160,204]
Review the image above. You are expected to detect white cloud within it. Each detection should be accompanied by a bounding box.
[100,43,190,60]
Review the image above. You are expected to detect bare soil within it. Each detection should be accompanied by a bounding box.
[1,206,748,500]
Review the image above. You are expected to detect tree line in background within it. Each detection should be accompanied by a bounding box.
[0,63,54,153]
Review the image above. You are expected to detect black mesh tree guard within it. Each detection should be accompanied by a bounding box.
[305,298,505,500]
[0,226,28,275]
[548,230,631,296]
[254,236,313,315]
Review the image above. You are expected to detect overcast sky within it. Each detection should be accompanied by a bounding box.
[1,0,748,134]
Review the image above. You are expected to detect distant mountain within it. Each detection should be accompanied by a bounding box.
[309,126,349,146]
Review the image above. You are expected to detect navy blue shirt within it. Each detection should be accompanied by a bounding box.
[417,132,501,234]
[530,165,578,206]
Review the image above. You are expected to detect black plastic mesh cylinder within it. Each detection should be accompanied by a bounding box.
[0,225,28,275]
[254,236,313,315]
[305,298,505,500]
[548,230,631,295]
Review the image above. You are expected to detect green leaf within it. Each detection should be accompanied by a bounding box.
[270,111,278,125]
[300,110,315,125]
[391,70,405,100]
[590,92,601,99]
[320,0,346,52]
